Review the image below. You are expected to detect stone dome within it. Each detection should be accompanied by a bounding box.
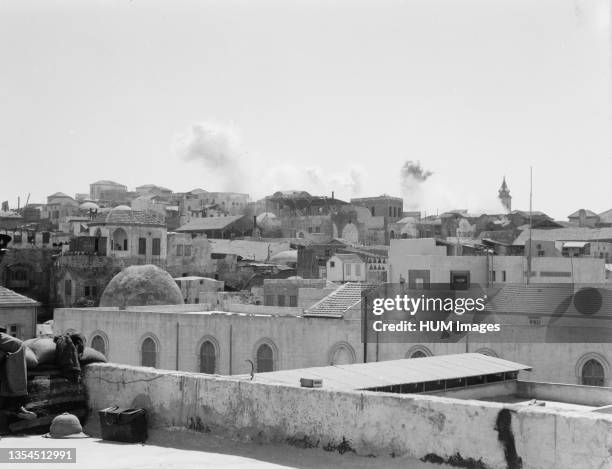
[79,201,99,211]
[100,265,184,307]
[256,212,277,224]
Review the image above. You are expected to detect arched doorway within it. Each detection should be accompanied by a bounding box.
[582,359,605,386]
[256,343,274,372]
[199,340,216,374]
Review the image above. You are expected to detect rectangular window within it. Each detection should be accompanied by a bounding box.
[345,264,351,277]
[265,295,274,306]
[84,286,90,297]
[184,245,192,256]
[502,271,507,282]
[152,238,161,255]
[389,207,392,216]
[539,271,572,277]
[491,271,496,282]
[314,226,320,233]
[330,261,335,268]
[450,271,470,290]
[277,295,285,306]
[92,286,98,297]
[139,238,147,255]
[176,244,183,256]
[289,295,297,307]
[355,264,361,276]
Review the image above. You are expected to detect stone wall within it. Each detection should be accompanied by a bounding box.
[83,363,612,469]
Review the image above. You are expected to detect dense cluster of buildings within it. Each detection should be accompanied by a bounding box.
[1,177,612,392]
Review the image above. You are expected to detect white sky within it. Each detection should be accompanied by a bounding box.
[0,0,610,219]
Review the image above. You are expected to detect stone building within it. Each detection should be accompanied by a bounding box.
[176,215,252,239]
[87,207,167,264]
[166,232,212,278]
[350,195,403,221]
[326,253,366,282]
[179,189,249,226]
[262,277,326,307]
[0,247,56,318]
[54,280,612,389]
[0,286,39,340]
[175,276,224,304]
[89,180,128,201]
[43,192,80,228]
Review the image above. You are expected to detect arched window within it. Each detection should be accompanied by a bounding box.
[256,344,274,373]
[405,345,432,359]
[582,359,605,386]
[200,341,216,374]
[141,337,157,367]
[329,342,356,365]
[475,348,499,358]
[91,335,106,356]
[112,228,128,251]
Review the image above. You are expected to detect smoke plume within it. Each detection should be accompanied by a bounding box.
[174,122,246,191]
[400,161,433,183]
[174,121,367,199]
[400,160,434,210]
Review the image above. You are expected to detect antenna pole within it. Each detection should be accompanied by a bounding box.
[527,167,533,285]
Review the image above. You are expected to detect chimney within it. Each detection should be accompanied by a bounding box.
[579,209,586,228]
[331,191,335,200]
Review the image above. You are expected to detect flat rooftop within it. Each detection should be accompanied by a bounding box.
[0,428,451,469]
[253,353,532,391]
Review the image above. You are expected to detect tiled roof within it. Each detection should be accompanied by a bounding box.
[176,215,244,232]
[599,209,612,224]
[305,282,374,318]
[0,286,39,307]
[512,227,612,246]
[488,284,612,318]
[568,209,599,218]
[89,209,164,226]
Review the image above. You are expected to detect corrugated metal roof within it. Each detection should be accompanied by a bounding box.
[0,286,39,307]
[254,353,531,391]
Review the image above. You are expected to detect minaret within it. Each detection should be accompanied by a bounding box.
[498,177,512,212]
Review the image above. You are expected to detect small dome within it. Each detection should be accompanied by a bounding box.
[269,250,297,265]
[80,201,99,210]
[112,205,131,211]
[100,265,184,307]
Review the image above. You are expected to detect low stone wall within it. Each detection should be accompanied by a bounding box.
[428,380,517,400]
[516,380,612,407]
[83,363,612,469]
